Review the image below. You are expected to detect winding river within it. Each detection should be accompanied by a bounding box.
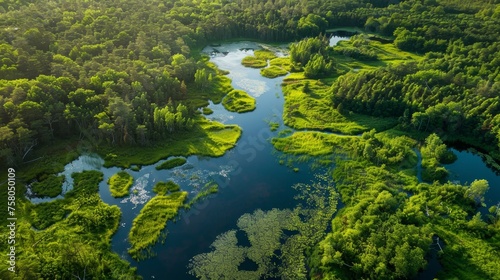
[31,41,500,279]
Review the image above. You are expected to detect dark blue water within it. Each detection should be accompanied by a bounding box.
[446,148,500,210]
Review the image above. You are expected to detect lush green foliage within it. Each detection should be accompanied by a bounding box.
[30,174,64,198]
[0,170,138,279]
[260,65,288,78]
[241,50,276,68]
[185,181,218,209]
[107,171,133,198]
[98,118,241,168]
[189,175,339,280]
[155,157,187,170]
[222,90,256,113]
[128,191,188,260]
[153,180,181,195]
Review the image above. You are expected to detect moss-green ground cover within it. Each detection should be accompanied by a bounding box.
[128,191,188,260]
[241,49,277,68]
[222,89,256,113]
[155,157,187,170]
[98,117,241,168]
[108,171,134,197]
[153,181,181,195]
[282,79,397,134]
[260,65,288,78]
[186,181,219,208]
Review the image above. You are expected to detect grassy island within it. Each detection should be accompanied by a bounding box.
[128,191,188,260]
[241,49,277,68]
[108,171,134,198]
[155,157,187,170]
[260,65,288,78]
[222,89,256,113]
[30,174,65,198]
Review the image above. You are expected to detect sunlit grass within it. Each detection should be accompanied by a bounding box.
[98,117,241,168]
[128,191,188,260]
[108,171,133,198]
[282,80,397,135]
[222,89,256,113]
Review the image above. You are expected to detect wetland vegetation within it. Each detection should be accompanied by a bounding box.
[1,0,499,279]
[108,171,133,198]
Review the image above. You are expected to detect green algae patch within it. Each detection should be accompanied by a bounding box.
[108,171,133,198]
[260,65,288,78]
[222,89,256,113]
[155,157,187,170]
[30,174,65,198]
[128,191,188,260]
[241,49,277,68]
[98,117,241,168]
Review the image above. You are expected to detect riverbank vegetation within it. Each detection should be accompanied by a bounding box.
[108,171,133,198]
[0,170,138,279]
[222,90,256,113]
[128,190,188,260]
[155,157,187,170]
[241,50,277,68]
[260,65,288,78]
[98,118,241,168]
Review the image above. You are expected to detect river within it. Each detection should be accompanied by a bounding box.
[30,41,500,280]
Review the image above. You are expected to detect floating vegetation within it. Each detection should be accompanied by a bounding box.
[189,174,338,280]
[128,191,188,260]
[186,181,219,209]
[155,157,187,170]
[108,171,133,198]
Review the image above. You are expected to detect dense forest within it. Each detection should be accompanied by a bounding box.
[1,0,500,279]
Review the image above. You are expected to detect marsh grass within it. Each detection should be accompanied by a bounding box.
[269,57,293,71]
[222,89,256,113]
[282,80,397,135]
[185,181,219,209]
[153,181,181,195]
[30,174,65,198]
[202,107,213,115]
[241,49,277,68]
[128,191,188,260]
[155,157,187,170]
[108,171,133,198]
[98,117,241,168]
[260,65,288,78]
[272,131,355,156]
